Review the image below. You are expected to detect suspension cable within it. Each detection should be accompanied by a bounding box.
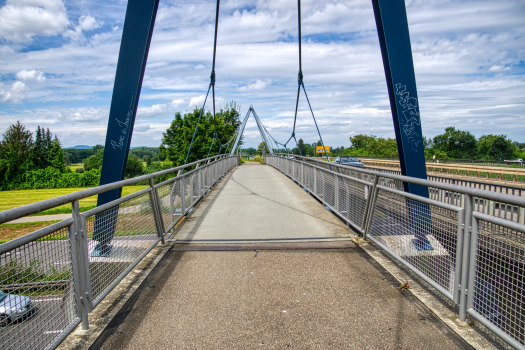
[293,135,303,156]
[184,0,221,165]
[210,0,220,144]
[301,83,329,161]
[287,0,329,161]
[184,85,211,165]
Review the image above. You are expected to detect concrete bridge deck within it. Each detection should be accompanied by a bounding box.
[90,163,473,349]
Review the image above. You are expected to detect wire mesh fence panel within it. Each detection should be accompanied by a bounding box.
[318,170,335,209]
[156,178,183,233]
[85,191,158,304]
[337,176,369,230]
[368,188,461,299]
[191,171,199,206]
[304,163,314,192]
[470,217,525,347]
[182,174,193,211]
[212,162,218,184]
[377,176,404,191]
[202,165,210,191]
[0,225,78,350]
[294,162,301,182]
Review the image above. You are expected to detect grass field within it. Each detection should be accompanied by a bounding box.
[0,186,149,215]
[68,163,83,171]
[0,221,61,243]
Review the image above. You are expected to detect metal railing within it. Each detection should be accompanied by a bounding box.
[354,156,525,168]
[266,153,525,350]
[0,155,239,350]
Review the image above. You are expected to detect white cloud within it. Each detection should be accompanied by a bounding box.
[188,95,207,109]
[171,99,184,108]
[0,81,27,103]
[134,124,151,132]
[60,107,108,122]
[0,0,69,42]
[488,65,510,72]
[16,69,46,82]
[137,104,171,118]
[63,15,102,42]
[238,79,270,91]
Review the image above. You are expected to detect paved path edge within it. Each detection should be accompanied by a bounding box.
[356,238,501,350]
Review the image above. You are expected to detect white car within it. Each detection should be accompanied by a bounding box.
[0,291,35,326]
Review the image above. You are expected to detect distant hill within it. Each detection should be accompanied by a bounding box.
[67,145,92,149]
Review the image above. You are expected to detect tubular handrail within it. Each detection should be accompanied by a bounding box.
[0,154,235,224]
[272,154,525,207]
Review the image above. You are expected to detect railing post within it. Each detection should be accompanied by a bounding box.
[459,194,473,322]
[313,167,317,195]
[181,175,186,215]
[334,174,339,211]
[364,177,382,240]
[148,178,165,245]
[198,167,203,197]
[465,212,479,319]
[301,161,304,185]
[69,200,90,330]
[362,175,380,237]
[170,170,183,228]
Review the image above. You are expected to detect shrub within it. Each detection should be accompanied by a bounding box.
[252,155,263,163]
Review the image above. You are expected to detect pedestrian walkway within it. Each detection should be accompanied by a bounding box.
[89,164,472,349]
[174,162,351,242]
[6,213,72,224]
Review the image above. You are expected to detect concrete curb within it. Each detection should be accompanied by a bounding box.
[56,243,172,350]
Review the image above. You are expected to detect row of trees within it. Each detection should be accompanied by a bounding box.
[425,127,522,160]
[256,127,523,161]
[0,121,78,190]
[65,145,164,165]
[2,114,521,190]
[340,127,523,160]
[0,102,242,190]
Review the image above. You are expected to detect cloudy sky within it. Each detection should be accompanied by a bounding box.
[0,0,524,149]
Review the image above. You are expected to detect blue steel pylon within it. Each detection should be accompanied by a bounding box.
[372,0,432,250]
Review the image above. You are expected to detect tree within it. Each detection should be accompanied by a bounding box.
[240,147,257,156]
[33,126,46,168]
[0,121,34,184]
[49,136,65,172]
[297,138,306,156]
[478,134,516,160]
[345,134,398,157]
[432,127,477,159]
[83,148,104,171]
[257,142,269,156]
[124,154,143,178]
[162,103,241,166]
[489,136,516,160]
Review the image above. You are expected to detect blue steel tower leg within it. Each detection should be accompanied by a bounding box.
[93,0,159,256]
[372,0,432,250]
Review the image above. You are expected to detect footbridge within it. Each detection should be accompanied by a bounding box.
[1,155,524,350]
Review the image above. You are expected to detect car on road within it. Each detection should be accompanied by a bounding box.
[0,291,35,326]
[332,156,364,167]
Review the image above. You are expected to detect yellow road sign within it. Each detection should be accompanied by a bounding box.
[316,146,330,153]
